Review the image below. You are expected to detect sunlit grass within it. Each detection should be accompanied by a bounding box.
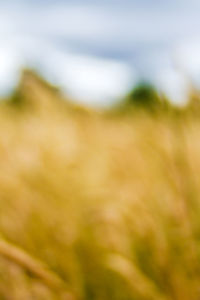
[0,72,200,299]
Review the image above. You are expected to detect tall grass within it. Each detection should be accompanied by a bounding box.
[0,72,200,299]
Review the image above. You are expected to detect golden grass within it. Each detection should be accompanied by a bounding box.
[0,73,200,299]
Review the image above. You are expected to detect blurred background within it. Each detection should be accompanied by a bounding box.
[1,2,200,299]
[1,0,200,106]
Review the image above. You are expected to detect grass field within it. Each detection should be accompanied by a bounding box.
[0,72,200,299]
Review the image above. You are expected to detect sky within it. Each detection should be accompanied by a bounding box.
[0,0,200,106]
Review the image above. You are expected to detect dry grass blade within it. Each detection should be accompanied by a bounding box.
[0,237,69,293]
[106,253,169,300]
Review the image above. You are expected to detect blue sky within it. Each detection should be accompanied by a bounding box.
[0,0,200,106]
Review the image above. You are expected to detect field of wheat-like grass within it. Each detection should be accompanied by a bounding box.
[0,73,199,299]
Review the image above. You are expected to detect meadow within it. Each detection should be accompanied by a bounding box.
[0,71,199,299]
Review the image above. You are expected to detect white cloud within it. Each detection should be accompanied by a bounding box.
[0,44,25,94]
[174,39,200,88]
[156,67,190,106]
[0,36,135,106]
[0,1,200,106]
[47,53,134,106]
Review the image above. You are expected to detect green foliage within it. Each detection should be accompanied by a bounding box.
[126,82,161,110]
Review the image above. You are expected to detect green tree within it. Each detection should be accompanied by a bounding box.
[126,82,161,109]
